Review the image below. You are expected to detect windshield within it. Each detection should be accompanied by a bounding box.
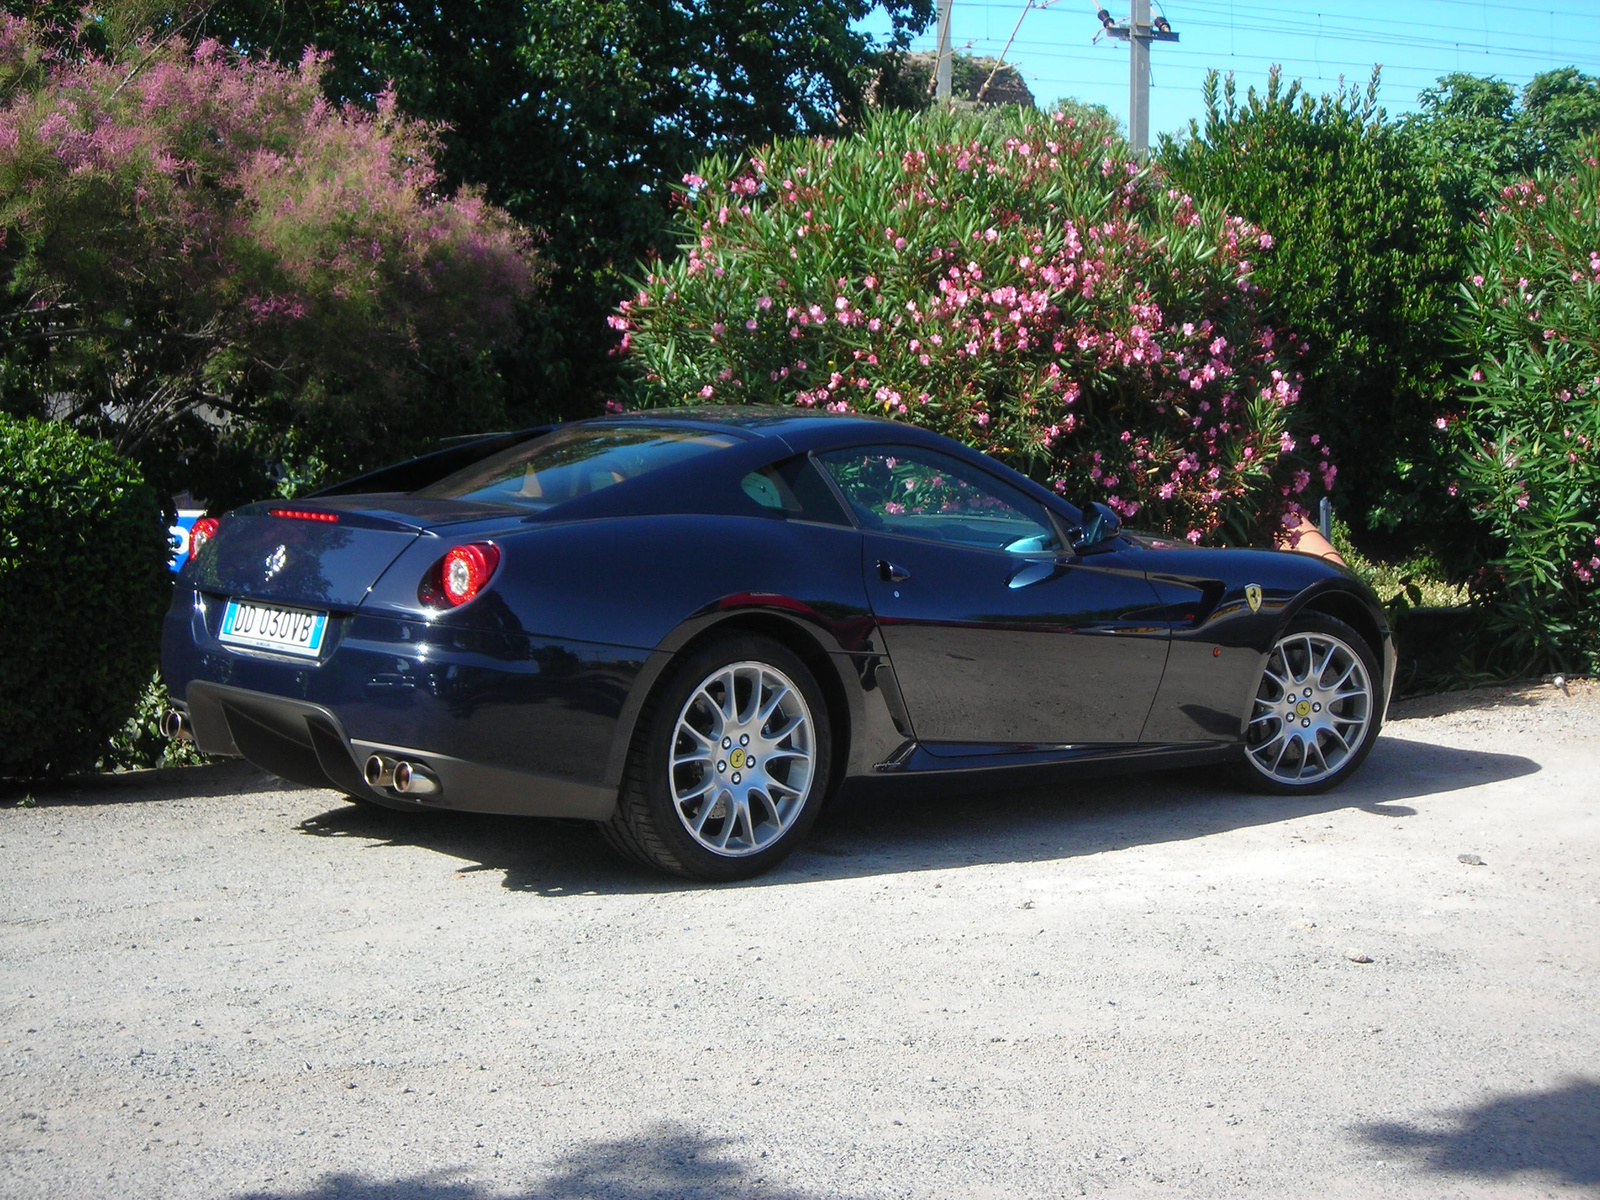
[416,425,738,511]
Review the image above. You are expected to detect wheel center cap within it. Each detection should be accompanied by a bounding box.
[729,747,747,770]
[1295,700,1312,717]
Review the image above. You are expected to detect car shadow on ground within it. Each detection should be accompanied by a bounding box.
[1353,1077,1600,1186]
[292,732,1539,896]
[233,1122,852,1200]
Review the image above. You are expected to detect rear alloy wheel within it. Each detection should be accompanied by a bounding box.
[602,635,832,880]
[1241,614,1382,794]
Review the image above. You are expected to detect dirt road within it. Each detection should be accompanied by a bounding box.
[2,681,1597,1199]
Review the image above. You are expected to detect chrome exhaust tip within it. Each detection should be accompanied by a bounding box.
[160,709,193,743]
[364,754,398,789]
[392,761,440,797]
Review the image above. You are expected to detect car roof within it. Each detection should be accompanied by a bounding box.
[561,406,1080,521]
[576,406,898,440]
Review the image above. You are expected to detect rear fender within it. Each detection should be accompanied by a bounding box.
[598,604,912,794]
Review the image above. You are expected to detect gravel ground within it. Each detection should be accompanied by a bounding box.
[1,680,1597,1200]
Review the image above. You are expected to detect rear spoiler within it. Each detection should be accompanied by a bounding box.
[309,426,555,498]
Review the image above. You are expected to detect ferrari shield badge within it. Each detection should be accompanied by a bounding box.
[1245,584,1263,614]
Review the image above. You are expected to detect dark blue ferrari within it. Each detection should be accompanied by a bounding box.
[162,408,1396,879]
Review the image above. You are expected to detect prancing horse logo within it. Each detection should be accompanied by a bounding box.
[1245,584,1263,614]
[263,544,287,582]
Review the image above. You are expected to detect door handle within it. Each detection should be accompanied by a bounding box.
[877,559,911,583]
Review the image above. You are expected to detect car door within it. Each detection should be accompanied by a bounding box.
[817,445,1170,751]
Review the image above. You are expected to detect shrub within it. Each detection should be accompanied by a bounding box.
[615,107,1331,545]
[1159,70,1465,540]
[0,12,541,505]
[1402,68,1600,224]
[101,672,203,772]
[0,415,170,777]
[1448,143,1600,673]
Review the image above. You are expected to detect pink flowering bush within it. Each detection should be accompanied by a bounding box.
[1449,141,1600,671]
[613,108,1330,544]
[0,13,540,501]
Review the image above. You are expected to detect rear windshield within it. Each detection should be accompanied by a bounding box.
[416,425,738,511]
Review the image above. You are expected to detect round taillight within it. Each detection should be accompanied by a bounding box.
[190,517,220,556]
[441,542,500,606]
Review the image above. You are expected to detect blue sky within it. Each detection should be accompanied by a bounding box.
[858,0,1600,136]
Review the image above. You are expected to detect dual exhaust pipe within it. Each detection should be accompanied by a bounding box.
[163,708,441,801]
[364,754,440,798]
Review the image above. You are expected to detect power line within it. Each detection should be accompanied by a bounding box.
[1175,0,1600,49]
[918,6,1600,72]
[993,32,1600,75]
[905,29,1600,80]
[1175,15,1600,61]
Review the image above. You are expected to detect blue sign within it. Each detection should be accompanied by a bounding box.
[168,510,206,573]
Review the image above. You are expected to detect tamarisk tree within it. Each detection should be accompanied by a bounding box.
[0,13,541,502]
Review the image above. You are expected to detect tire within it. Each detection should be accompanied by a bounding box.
[601,634,833,881]
[1238,612,1383,795]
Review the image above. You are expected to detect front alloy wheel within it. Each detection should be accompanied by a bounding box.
[1243,615,1381,793]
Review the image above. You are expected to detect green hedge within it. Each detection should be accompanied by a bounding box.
[1159,70,1465,539]
[0,416,171,777]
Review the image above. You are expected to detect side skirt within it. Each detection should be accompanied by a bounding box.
[841,740,1241,802]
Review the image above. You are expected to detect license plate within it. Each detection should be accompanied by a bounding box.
[219,599,329,659]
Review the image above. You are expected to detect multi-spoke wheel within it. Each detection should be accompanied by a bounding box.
[602,635,833,880]
[1240,613,1382,794]
[668,661,816,856]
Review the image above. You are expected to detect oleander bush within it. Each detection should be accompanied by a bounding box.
[0,415,170,777]
[614,107,1333,545]
[1448,141,1600,673]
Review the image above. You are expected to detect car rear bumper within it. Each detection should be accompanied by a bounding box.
[162,588,641,819]
[179,681,617,819]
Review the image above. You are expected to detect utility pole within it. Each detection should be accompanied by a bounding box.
[1128,0,1151,152]
[1098,3,1178,156]
[934,0,954,102]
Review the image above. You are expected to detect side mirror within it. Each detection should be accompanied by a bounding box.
[1073,501,1123,551]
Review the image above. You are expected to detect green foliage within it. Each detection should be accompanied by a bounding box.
[618,108,1334,545]
[0,9,541,507]
[1448,142,1600,674]
[1328,517,1467,612]
[1159,68,1466,540]
[1403,68,1600,222]
[202,0,935,422]
[0,415,170,778]
[101,672,202,771]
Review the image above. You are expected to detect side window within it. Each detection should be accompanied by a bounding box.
[738,455,851,525]
[817,446,1060,552]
